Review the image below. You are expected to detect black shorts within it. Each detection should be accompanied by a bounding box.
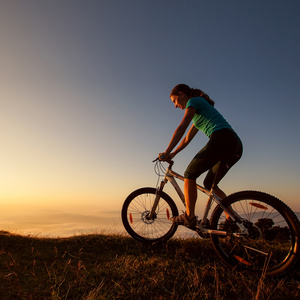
[184,128,243,189]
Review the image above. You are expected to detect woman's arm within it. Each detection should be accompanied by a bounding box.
[164,107,196,155]
[171,124,198,157]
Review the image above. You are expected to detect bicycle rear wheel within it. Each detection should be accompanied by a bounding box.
[210,191,300,276]
[122,187,179,243]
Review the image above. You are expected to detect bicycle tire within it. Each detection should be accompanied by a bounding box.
[122,187,179,243]
[210,191,300,276]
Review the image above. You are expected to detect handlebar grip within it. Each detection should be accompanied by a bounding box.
[153,156,174,165]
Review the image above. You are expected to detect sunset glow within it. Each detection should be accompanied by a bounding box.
[1,1,299,237]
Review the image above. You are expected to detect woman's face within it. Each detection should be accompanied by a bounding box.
[170,92,188,110]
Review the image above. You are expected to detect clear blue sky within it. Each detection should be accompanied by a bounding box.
[1,1,300,236]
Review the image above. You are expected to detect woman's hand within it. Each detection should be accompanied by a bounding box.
[158,152,170,161]
[158,152,176,161]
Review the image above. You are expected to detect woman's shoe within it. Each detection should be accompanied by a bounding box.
[171,212,197,229]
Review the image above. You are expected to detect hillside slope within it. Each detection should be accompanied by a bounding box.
[0,232,299,299]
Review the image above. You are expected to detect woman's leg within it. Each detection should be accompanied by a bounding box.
[171,178,198,228]
[213,186,226,199]
[183,136,219,221]
[185,129,242,221]
[184,178,197,218]
[212,186,231,220]
[174,129,242,227]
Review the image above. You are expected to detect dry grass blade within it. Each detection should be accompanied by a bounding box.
[0,232,299,299]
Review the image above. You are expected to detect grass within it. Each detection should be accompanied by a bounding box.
[0,231,300,300]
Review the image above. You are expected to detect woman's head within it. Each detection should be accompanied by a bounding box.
[170,84,215,107]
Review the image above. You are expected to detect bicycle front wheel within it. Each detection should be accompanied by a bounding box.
[121,187,179,243]
[210,191,300,277]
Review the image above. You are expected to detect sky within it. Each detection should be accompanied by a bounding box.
[1,0,300,237]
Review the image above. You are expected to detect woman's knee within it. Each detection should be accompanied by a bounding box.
[184,169,197,180]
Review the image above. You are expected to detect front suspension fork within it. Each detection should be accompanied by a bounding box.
[148,179,167,219]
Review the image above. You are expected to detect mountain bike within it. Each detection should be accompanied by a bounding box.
[121,159,300,277]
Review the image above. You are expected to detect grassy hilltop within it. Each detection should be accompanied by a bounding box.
[0,231,299,299]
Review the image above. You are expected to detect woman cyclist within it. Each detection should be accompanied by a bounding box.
[159,84,243,228]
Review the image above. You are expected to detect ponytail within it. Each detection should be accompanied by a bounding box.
[190,88,215,106]
[170,84,215,106]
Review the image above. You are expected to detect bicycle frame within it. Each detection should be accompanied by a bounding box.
[149,161,249,236]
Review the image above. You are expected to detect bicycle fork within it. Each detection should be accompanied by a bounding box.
[148,172,184,220]
[147,178,168,220]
